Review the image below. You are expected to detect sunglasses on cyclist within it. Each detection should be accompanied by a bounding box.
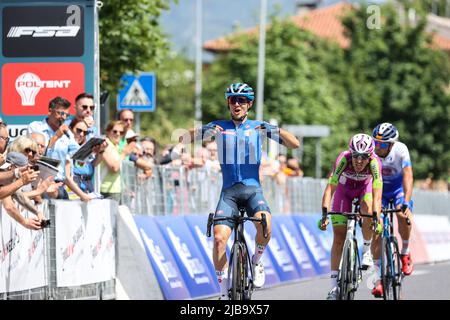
[351,152,370,160]
[81,105,95,111]
[228,96,250,105]
[75,128,88,135]
[374,140,391,149]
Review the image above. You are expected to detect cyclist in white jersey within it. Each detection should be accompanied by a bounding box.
[370,123,414,297]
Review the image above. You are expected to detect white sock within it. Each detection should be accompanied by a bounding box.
[216,269,229,296]
[401,240,410,255]
[252,243,265,264]
[363,240,372,253]
[330,270,338,289]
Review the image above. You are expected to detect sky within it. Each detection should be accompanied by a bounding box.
[160,0,387,60]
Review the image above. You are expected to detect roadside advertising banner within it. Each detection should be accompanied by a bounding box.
[134,215,191,300]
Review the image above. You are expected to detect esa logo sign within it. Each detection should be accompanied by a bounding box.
[7,26,80,38]
[2,6,84,57]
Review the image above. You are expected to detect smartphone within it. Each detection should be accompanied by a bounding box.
[41,219,51,228]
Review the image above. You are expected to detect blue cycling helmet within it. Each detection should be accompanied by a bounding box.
[372,122,399,142]
[225,83,255,101]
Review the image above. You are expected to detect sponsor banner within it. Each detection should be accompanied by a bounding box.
[2,6,84,57]
[0,206,46,293]
[243,223,281,287]
[292,215,331,275]
[155,216,219,299]
[183,215,221,291]
[133,215,190,300]
[55,200,115,287]
[273,216,317,279]
[261,217,300,282]
[1,62,84,116]
[410,215,448,263]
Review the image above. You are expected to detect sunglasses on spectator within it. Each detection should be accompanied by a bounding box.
[351,152,370,160]
[25,148,37,156]
[75,128,88,135]
[112,130,124,135]
[123,118,134,122]
[374,140,391,149]
[81,105,95,111]
[55,110,70,117]
[228,96,250,105]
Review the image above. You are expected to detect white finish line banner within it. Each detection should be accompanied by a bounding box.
[55,199,116,287]
[0,206,46,293]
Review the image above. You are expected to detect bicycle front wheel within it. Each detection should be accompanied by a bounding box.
[230,243,246,300]
[338,240,354,300]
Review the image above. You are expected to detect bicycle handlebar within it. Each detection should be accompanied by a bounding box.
[382,207,411,226]
[206,212,268,239]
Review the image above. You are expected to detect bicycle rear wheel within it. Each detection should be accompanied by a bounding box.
[230,243,246,300]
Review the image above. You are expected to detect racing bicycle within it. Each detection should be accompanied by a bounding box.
[321,199,377,300]
[378,200,410,300]
[206,208,268,300]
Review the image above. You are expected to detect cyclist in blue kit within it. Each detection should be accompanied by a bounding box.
[370,122,414,297]
[181,83,299,299]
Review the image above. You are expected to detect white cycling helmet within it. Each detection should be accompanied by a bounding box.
[349,133,375,155]
[372,122,399,142]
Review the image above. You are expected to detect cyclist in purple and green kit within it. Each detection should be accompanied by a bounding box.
[320,133,383,300]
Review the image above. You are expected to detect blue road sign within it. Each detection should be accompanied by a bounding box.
[117,73,156,112]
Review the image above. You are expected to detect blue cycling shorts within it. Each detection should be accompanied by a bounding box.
[214,183,271,229]
[382,186,413,211]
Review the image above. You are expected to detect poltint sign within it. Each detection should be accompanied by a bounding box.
[2,62,84,116]
[2,6,84,57]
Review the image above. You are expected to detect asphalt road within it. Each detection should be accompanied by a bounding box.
[247,261,450,300]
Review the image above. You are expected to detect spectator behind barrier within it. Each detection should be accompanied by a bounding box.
[66,118,105,199]
[98,120,125,203]
[64,92,98,140]
[117,108,134,153]
[0,152,43,230]
[27,96,81,200]
[7,136,61,201]
[0,123,39,200]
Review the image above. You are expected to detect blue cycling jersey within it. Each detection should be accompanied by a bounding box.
[208,119,281,190]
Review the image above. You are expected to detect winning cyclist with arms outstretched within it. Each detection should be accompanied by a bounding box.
[182,83,299,300]
[319,134,383,300]
[370,123,414,297]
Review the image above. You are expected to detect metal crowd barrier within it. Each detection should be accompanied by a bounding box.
[121,162,450,217]
[1,200,116,300]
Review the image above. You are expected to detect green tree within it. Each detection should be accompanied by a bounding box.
[98,0,173,95]
[139,52,196,146]
[203,18,352,177]
[400,0,450,17]
[342,3,450,178]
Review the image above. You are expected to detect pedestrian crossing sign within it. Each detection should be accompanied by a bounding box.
[117,73,156,112]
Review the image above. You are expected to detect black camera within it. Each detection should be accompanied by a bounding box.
[40,219,51,228]
[31,164,39,171]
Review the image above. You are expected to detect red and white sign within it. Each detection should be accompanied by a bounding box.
[1,62,84,116]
